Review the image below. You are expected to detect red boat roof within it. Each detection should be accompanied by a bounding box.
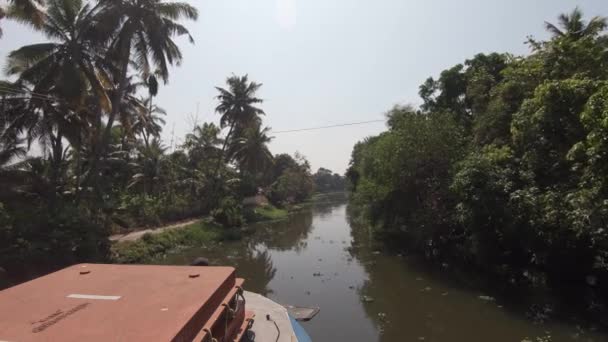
[0,264,239,341]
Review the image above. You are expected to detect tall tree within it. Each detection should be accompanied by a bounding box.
[6,0,112,111]
[214,74,265,177]
[544,7,607,39]
[229,122,273,176]
[3,0,45,36]
[99,0,197,155]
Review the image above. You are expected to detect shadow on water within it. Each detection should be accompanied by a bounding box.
[346,204,607,342]
[163,198,607,342]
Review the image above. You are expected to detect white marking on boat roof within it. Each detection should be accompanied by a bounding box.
[67,294,121,300]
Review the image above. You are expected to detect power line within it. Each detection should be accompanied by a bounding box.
[0,89,57,103]
[0,84,57,100]
[271,119,385,134]
[0,85,59,102]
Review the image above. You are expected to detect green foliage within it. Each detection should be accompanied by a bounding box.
[349,8,608,296]
[313,167,346,193]
[270,168,314,206]
[349,107,466,250]
[212,197,244,228]
[244,204,288,223]
[110,221,220,264]
[0,202,109,274]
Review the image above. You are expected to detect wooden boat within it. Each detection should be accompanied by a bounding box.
[0,264,313,341]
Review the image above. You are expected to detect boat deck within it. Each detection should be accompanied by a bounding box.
[244,291,302,342]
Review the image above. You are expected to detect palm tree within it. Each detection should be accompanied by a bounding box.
[215,75,265,145]
[229,122,274,176]
[134,97,166,148]
[99,0,197,154]
[2,0,45,37]
[214,75,265,168]
[6,0,112,111]
[0,7,5,38]
[545,7,607,39]
[129,138,167,195]
[184,122,222,164]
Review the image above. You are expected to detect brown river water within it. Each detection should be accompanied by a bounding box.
[162,197,607,342]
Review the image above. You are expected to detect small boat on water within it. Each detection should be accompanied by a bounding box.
[0,264,314,341]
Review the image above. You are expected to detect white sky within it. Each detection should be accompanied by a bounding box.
[1,0,608,173]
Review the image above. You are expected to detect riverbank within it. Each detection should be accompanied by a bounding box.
[158,199,607,341]
[110,219,225,263]
[346,200,608,333]
[110,203,294,264]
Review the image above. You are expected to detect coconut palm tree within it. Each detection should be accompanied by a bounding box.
[184,122,222,164]
[134,97,166,148]
[215,75,265,145]
[229,123,274,176]
[545,7,607,39]
[2,0,45,37]
[6,0,112,112]
[128,137,167,195]
[0,7,5,38]
[214,75,265,168]
[99,0,197,153]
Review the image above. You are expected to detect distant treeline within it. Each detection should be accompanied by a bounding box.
[347,8,608,306]
[313,167,347,193]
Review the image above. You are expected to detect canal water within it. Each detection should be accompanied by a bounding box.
[163,198,606,342]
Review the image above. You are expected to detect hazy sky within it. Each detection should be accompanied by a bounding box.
[2,0,608,173]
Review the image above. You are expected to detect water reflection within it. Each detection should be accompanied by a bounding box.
[346,204,606,342]
[163,198,607,341]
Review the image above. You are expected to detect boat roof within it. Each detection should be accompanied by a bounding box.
[0,264,237,341]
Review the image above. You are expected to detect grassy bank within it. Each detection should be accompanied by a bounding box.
[244,204,288,222]
[111,204,290,264]
[110,220,224,264]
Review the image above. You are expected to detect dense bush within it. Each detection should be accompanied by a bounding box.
[212,197,244,227]
[0,202,109,276]
[348,9,608,295]
[111,221,221,263]
[313,168,346,193]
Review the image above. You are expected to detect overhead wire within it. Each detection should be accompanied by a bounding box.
[0,87,58,102]
[0,85,60,102]
[0,83,62,100]
[0,84,56,99]
[1,84,387,135]
[271,119,385,134]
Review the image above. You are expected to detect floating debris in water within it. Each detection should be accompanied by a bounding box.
[478,295,495,302]
[441,292,449,296]
[318,258,323,262]
[416,277,423,281]
[348,285,355,290]
[362,296,374,303]
[420,286,432,292]
[305,291,311,295]
[372,251,381,255]
[313,272,323,277]
[418,337,426,341]
[378,312,387,320]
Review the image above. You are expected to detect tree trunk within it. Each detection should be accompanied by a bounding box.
[102,34,133,158]
[210,123,235,207]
